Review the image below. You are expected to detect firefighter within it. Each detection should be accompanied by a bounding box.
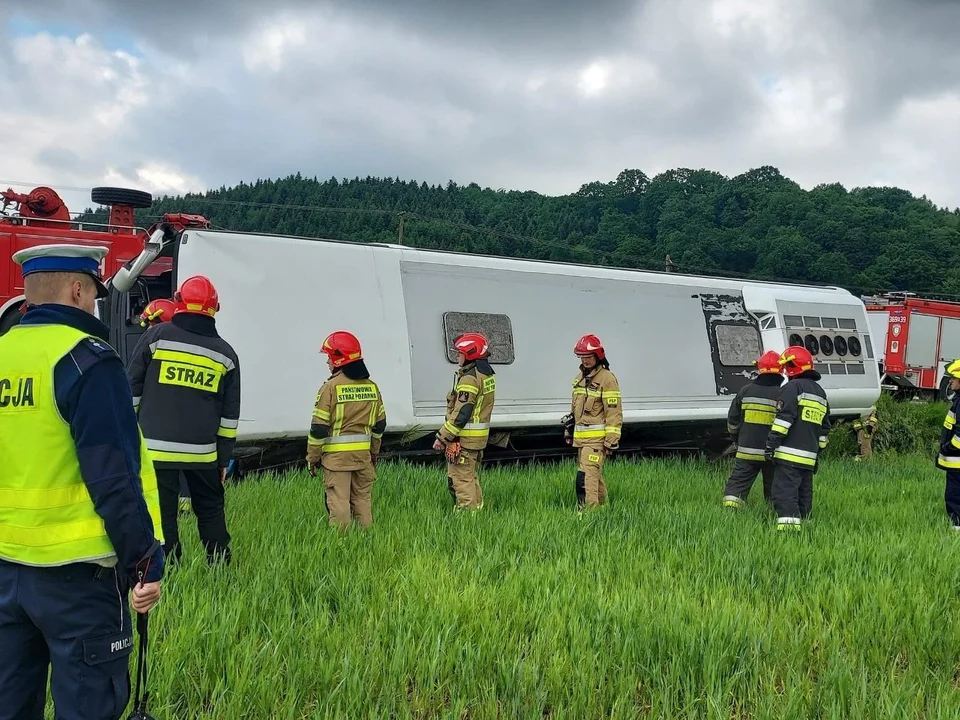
[764,345,831,531]
[851,406,878,461]
[307,331,386,529]
[0,244,163,720]
[137,298,178,327]
[432,332,496,511]
[721,350,784,508]
[133,297,194,514]
[562,333,622,509]
[935,359,960,530]
[126,275,241,565]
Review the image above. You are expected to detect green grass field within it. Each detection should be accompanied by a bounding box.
[125,453,960,719]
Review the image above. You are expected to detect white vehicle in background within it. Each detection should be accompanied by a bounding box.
[107,218,881,470]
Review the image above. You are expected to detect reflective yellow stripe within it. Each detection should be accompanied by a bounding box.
[736,451,766,461]
[323,442,371,452]
[217,426,237,439]
[951,435,960,450]
[307,436,325,447]
[574,430,606,439]
[455,384,479,395]
[938,454,960,469]
[604,391,622,399]
[770,424,789,435]
[459,428,489,438]
[743,409,775,425]
[148,449,218,464]
[773,449,816,466]
[313,408,331,422]
[604,426,621,435]
[151,349,227,375]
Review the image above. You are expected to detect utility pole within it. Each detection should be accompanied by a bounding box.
[397,212,407,245]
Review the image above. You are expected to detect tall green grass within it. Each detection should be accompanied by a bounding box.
[99,452,960,719]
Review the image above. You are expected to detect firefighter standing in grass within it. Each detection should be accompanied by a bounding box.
[852,405,878,461]
[764,346,831,531]
[935,359,960,531]
[0,245,163,720]
[563,334,622,509]
[307,331,386,529]
[127,275,241,565]
[432,333,496,511]
[721,350,784,508]
[134,297,194,515]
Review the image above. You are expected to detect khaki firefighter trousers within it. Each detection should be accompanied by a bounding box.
[576,446,608,508]
[448,448,484,510]
[322,463,375,528]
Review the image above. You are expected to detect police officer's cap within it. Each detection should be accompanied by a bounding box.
[12,244,110,299]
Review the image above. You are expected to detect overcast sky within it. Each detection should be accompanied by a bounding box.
[1,0,959,216]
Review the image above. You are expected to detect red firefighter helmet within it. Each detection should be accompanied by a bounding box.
[574,333,605,360]
[779,345,814,378]
[453,332,489,362]
[138,298,178,328]
[321,330,363,368]
[754,350,783,375]
[174,275,219,316]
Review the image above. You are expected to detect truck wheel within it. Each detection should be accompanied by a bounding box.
[0,306,21,336]
[91,187,153,209]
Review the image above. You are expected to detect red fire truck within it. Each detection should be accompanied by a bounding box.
[865,292,960,401]
[0,184,207,334]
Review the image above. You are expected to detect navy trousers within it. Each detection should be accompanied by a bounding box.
[946,470,960,527]
[0,559,133,720]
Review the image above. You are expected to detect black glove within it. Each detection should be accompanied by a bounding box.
[764,447,774,462]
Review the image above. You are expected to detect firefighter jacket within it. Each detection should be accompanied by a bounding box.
[571,365,622,449]
[726,373,783,462]
[936,395,960,471]
[764,371,831,469]
[308,361,386,472]
[852,407,878,435]
[438,358,496,451]
[127,313,241,471]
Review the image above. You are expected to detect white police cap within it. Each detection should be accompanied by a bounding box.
[13,244,110,298]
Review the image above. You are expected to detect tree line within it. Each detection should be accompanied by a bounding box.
[76,165,960,298]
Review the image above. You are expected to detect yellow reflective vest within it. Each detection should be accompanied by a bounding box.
[0,323,162,566]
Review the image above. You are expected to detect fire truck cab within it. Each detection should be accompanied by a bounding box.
[865,292,960,401]
[0,185,206,335]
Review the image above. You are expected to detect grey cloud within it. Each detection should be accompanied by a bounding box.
[34,147,84,173]
[4,0,960,210]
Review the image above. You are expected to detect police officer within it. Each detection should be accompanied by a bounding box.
[563,333,622,509]
[127,275,240,565]
[0,244,164,720]
[721,350,784,508]
[432,332,496,510]
[935,360,960,531]
[133,297,194,514]
[764,345,831,531]
[852,405,878,461]
[307,331,386,529]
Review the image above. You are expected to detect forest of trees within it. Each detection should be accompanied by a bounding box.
[78,165,960,298]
